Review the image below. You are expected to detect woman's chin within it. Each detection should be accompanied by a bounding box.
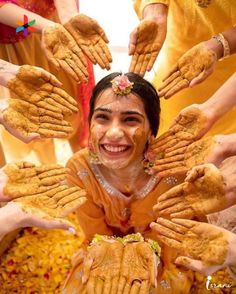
[99,151,132,170]
[102,159,130,170]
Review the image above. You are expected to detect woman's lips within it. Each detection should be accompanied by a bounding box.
[100,144,131,156]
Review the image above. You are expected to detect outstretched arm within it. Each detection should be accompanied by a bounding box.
[129,1,168,76]
[159,26,236,98]
[0,202,74,242]
[198,72,236,126]
[0,3,89,82]
[0,161,88,241]
[0,60,78,143]
[153,162,236,219]
[0,2,55,32]
[53,0,78,24]
[151,134,236,178]
[151,218,236,277]
[149,72,236,167]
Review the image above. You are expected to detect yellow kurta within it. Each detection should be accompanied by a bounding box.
[133,0,236,136]
[63,149,194,294]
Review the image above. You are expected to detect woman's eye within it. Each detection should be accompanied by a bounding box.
[94,114,109,121]
[124,117,140,123]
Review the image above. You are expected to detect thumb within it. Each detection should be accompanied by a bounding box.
[129,28,138,55]
[189,68,213,87]
[82,256,93,284]
[175,256,201,271]
[27,132,41,142]
[30,216,76,231]
[175,256,223,276]
[185,166,205,182]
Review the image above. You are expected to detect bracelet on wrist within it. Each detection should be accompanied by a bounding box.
[212,33,230,61]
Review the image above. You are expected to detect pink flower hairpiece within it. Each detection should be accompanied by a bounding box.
[111,74,134,95]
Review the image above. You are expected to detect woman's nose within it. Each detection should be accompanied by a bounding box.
[106,125,124,140]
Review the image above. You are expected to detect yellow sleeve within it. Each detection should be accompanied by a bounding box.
[66,156,85,189]
[66,154,113,241]
[76,200,113,242]
[133,0,169,19]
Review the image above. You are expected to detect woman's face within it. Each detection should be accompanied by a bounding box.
[90,88,151,169]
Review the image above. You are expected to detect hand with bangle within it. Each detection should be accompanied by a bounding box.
[158,25,236,99]
[158,42,218,99]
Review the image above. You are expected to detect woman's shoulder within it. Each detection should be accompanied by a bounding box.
[67,148,89,167]
[71,148,89,159]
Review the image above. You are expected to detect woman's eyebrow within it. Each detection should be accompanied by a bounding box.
[94,107,112,113]
[121,111,144,118]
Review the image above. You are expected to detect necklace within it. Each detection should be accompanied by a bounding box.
[195,0,211,8]
[91,163,157,199]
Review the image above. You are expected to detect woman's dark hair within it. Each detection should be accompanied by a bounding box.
[89,72,160,136]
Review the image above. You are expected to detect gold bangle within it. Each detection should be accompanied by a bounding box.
[213,33,230,61]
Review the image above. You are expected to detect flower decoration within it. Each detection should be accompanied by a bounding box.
[111,74,134,95]
[142,136,166,174]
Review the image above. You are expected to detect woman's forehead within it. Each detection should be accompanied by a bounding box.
[95,88,145,112]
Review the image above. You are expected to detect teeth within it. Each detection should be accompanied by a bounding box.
[103,145,128,153]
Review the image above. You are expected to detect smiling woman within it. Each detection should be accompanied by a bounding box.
[62,73,195,293]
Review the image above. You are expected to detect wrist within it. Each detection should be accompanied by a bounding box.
[36,17,56,32]
[223,134,236,157]
[60,12,78,25]
[196,102,217,129]
[214,135,229,161]
[0,203,24,239]
[204,38,223,61]
[228,234,236,269]
[143,3,168,23]
[0,99,9,125]
[0,60,19,87]
[217,134,236,159]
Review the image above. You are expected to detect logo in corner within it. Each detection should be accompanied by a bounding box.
[16,15,36,37]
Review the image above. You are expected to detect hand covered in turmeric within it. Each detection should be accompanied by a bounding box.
[0,161,87,228]
[42,24,88,82]
[129,19,166,76]
[149,105,209,160]
[151,218,236,276]
[0,98,73,142]
[158,43,217,98]
[14,184,86,220]
[218,156,236,205]
[0,201,75,236]
[117,241,158,293]
[0,161,68,200]
[153,164,230,219]
[152,135,227,178]
[82,238,124,293]
[64,14,112,70]
[7,64,78,116]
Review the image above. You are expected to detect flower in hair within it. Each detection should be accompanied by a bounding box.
[111,74,134,95]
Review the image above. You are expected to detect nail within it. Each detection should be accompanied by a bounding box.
[68,227,76,234]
